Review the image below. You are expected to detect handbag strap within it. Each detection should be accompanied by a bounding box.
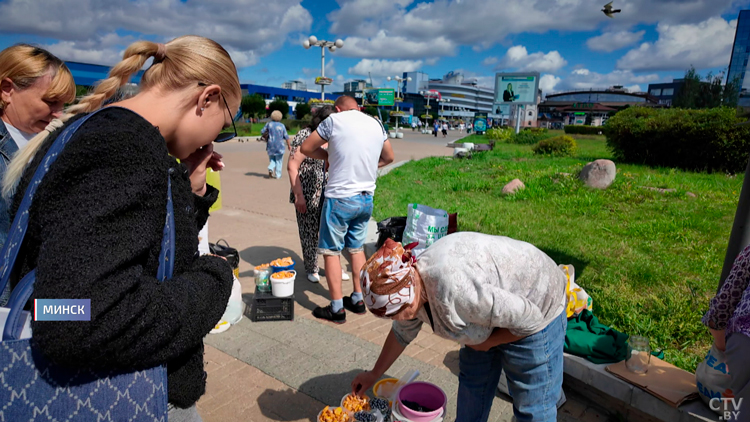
[0,108,175,341]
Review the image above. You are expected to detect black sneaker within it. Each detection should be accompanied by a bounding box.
[313,305,346,324]
[343,296,366,315]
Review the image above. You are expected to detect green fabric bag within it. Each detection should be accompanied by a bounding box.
[564,310,629,364]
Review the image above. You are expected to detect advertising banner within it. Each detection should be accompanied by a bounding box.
[473,112,488,134]
[494,73,540,106]
[364,88,395,106]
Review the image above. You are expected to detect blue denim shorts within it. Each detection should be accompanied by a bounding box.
[318,193,373,255]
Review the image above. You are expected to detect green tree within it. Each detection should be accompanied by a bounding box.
[673,66,739,109]
[241,94,266,119]
[268,98,289,118]
[363,106,378,117]
[295,102,311,119]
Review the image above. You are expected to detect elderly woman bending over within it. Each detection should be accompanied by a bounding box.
[351,232,568,422]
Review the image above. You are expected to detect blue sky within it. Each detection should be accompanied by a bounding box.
[0,0,748,95]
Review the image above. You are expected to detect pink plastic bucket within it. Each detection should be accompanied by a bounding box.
[397,381,446,422]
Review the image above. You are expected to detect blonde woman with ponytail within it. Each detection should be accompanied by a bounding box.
[2,36,240,421]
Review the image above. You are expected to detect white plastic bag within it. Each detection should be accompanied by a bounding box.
[402,204,449,256]
[210,275,245,334]
[696,343,733,414]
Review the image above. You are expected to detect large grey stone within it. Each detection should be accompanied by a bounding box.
[502,179,525,195]
[579,159,616,189]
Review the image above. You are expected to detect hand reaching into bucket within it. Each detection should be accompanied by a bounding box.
[351,371,379,397]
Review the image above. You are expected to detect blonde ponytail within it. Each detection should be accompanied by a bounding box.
[2,42,163,200]
[2,36,240,201]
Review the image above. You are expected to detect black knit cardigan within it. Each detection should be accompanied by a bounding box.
[8,107,233,408]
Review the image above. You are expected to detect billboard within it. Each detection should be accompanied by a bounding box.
[473,112,488,134]
[494,73,540,106]
[364,88,395,106]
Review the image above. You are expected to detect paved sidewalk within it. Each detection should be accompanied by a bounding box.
[197,131,606,421]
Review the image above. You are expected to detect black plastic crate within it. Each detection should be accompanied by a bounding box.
[249,286,294,322]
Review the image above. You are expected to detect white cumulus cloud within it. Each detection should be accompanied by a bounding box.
[539,74,562,94]
[586,30,646,52]
[482,56,499,66]
[325,0,736,58]
[617,17,736,71]
[348,59,423,77]
[497,46,567,73]
[335,30,456,59]
[557,69,660,91]
[0,0,312,68]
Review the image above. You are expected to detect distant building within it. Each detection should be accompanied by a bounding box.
[281,80,307,91]
[538,87,659,128]
[343,79,372,92]
[402,72,430,94]
[647,80,684,107]
[728,10,750,106]
[425,71,500,122]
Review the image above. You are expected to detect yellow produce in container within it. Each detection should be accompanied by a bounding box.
[319,406,349,422]
[342,394,369,413]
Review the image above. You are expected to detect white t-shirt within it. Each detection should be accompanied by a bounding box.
[2,121,34,150]
[316,110,387,199]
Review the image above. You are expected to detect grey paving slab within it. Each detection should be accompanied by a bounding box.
[205,316,514,422]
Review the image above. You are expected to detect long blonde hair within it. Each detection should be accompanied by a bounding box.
[2,36,241,199]
[0,44,75,115]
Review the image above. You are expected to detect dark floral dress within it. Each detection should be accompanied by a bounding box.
[289,128,327,275]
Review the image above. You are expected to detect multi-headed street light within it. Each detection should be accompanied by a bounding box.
[303,36,344,100]
[386,75,411,136]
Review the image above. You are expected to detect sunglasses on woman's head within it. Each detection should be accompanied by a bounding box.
[197,82,239,143]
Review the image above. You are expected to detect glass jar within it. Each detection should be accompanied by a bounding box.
[255,267,272,292]
[626,335,651,374]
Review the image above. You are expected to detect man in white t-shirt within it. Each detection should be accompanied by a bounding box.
[301,96,395,323]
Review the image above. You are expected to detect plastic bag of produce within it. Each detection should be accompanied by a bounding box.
[210,275,245,334]
[695,344,733,414]
[402,204,449,256]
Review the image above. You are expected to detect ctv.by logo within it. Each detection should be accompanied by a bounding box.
[709,396,743,421]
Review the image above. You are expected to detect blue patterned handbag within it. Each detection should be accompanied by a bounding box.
[0,108,170,421]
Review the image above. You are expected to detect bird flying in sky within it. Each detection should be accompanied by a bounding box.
[602,1,622,18]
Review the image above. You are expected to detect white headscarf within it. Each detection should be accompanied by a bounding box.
[360,239,418,318]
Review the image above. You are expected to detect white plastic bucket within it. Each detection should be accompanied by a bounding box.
[271,270,296,298]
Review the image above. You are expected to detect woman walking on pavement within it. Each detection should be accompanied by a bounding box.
[288,105,350,283]
[261,110,289,179]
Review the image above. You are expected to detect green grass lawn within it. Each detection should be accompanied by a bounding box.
[455,131,607,145]
[374,136,742,371]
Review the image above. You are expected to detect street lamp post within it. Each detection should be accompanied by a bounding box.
[439,98,451,121]
[420,90,439,134]
[386,75,411,137]
[303,35,344,101]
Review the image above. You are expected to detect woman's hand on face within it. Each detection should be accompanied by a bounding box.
[207,151,224,171]
[351,371,379,397]
[183,143,214,196]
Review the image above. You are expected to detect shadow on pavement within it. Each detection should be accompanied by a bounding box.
[299,369,366,408]
[238,245,330,312]
[245,171,271,178]
[256,388,320,422]
[256,370,367,421]
[443,350,460,377]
